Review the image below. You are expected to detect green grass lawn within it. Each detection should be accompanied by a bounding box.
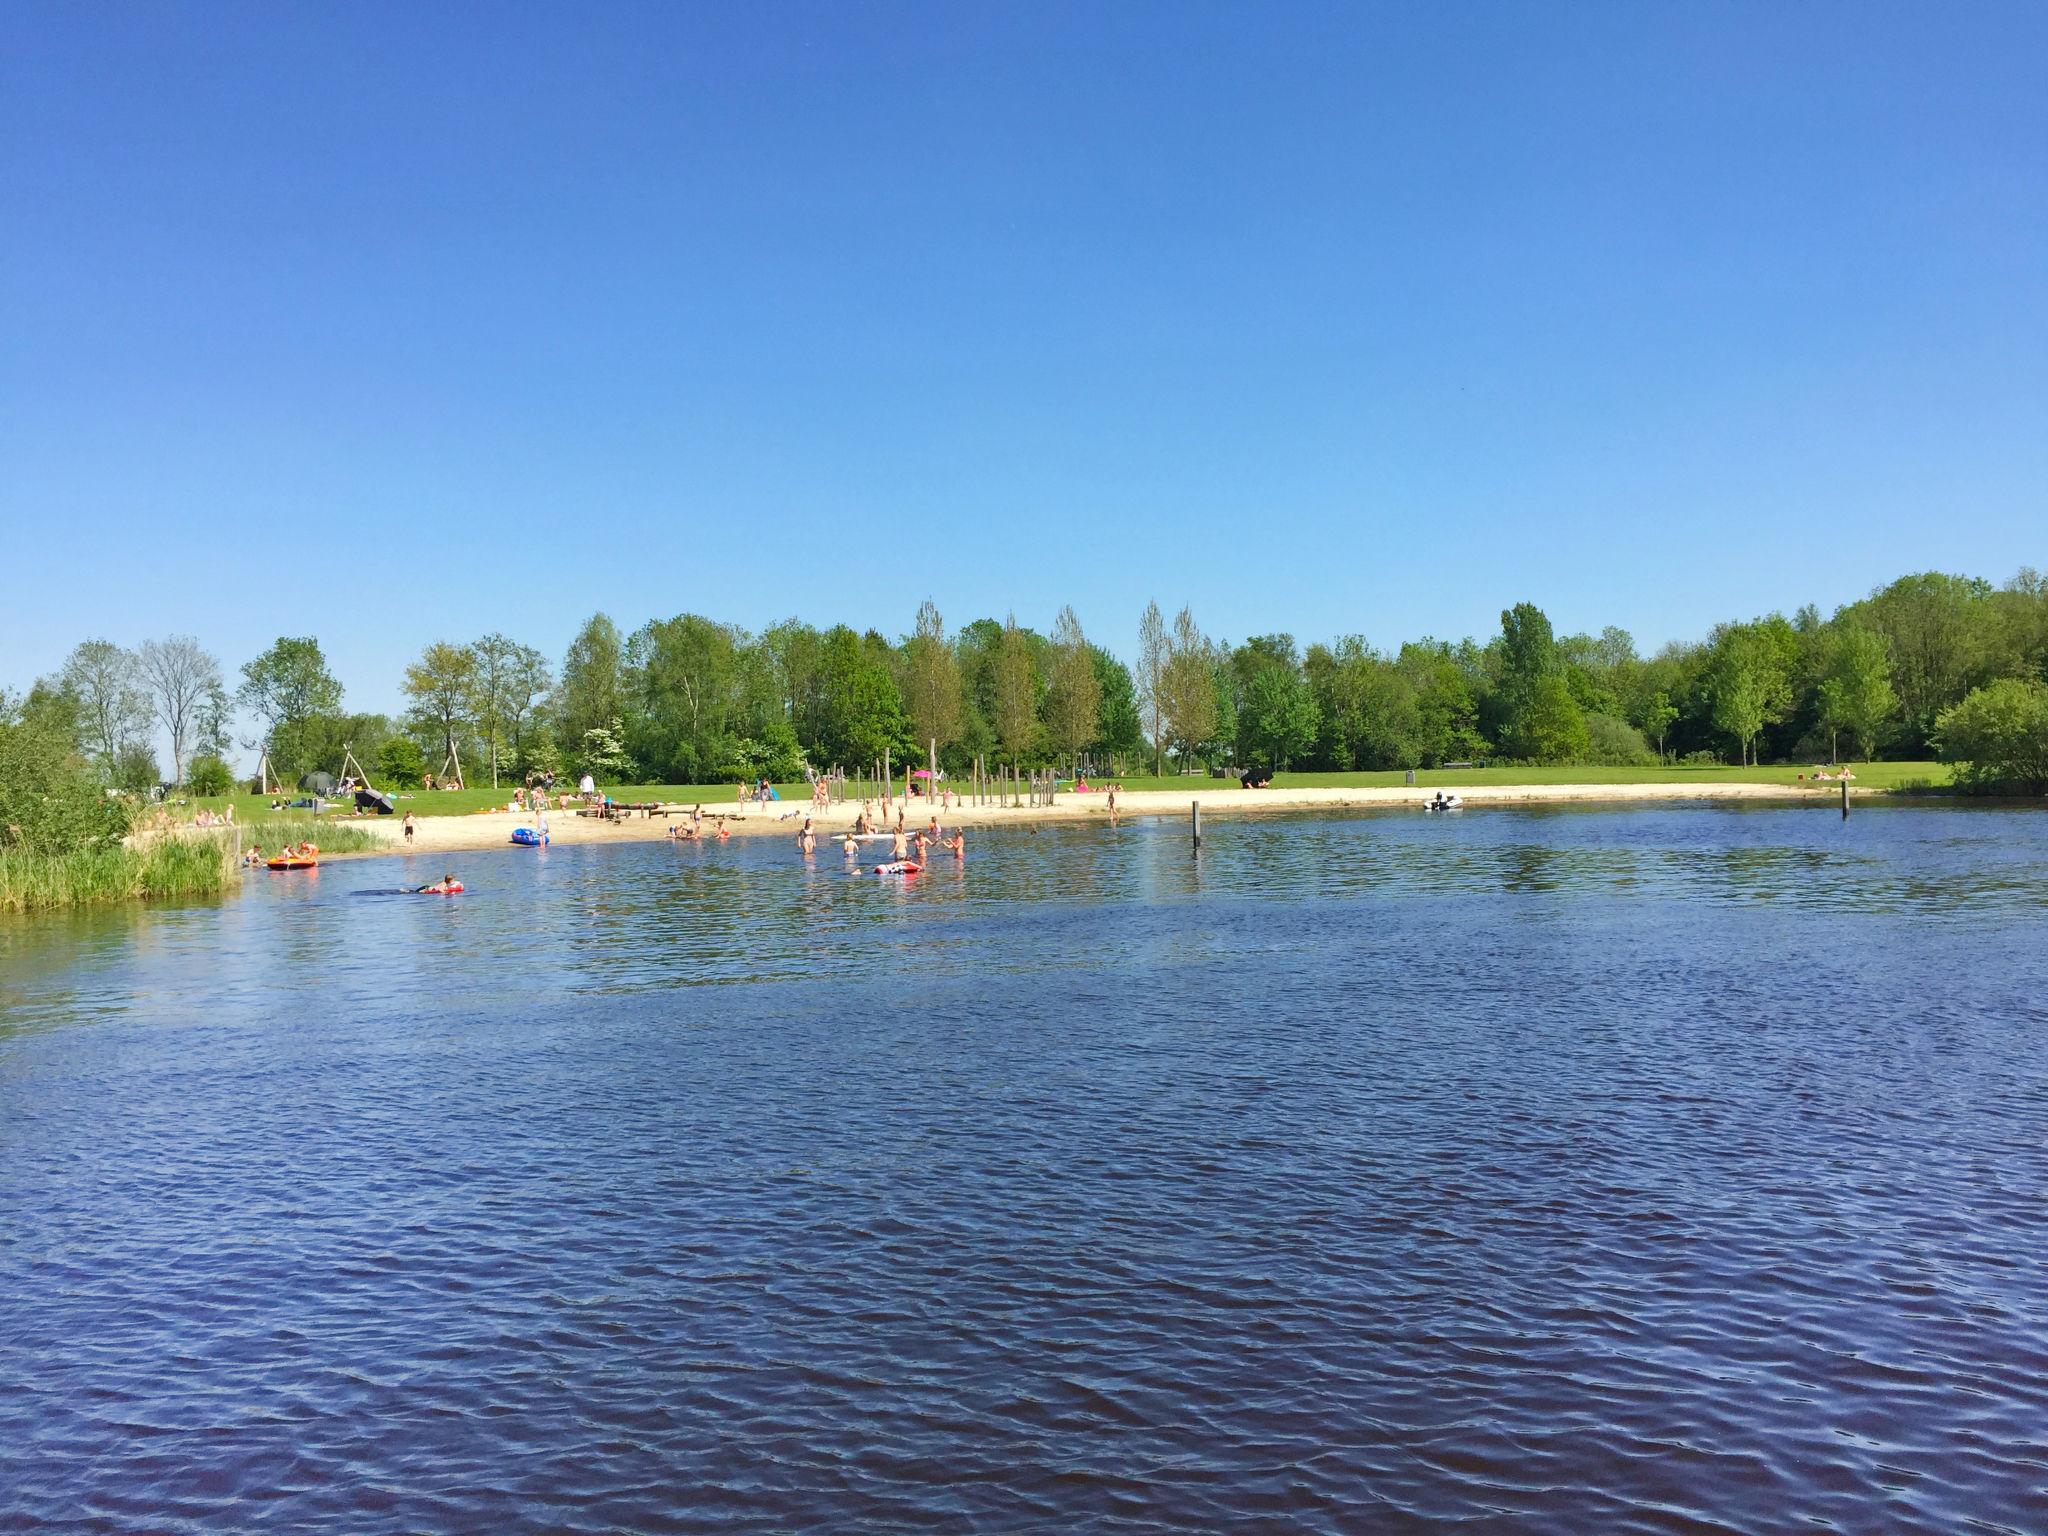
[170,760,1950,825]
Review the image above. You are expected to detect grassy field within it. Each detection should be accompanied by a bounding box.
[173,760,1951,825]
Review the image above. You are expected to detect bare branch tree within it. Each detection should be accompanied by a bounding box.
[137,635,222,786]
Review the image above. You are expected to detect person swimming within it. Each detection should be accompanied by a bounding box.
[415,872,460,894]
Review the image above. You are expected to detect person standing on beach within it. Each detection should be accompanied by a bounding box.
[403,812,415,845]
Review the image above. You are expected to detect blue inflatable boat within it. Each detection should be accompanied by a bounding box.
[511,827,548,847]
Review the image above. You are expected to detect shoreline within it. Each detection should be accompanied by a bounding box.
[298,780,1877,861]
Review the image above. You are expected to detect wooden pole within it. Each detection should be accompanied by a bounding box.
[1841,778,1850,820]
[1192,800,1202,848]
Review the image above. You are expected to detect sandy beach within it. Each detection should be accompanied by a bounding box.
[314,779,1859,859]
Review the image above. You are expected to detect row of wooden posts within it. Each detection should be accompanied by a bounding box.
[821,745,1070,811]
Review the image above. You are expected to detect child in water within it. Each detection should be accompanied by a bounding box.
[948,831,965,859]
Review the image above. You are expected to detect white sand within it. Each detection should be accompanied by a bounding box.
[315,779,1848,859]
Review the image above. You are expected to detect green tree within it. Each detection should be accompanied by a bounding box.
[902,600,964,758]
[185,753,234,796]
[469,634,548,788]
[1136,600,1168,775]
[1232,635,1319,769]
[1158,607,1218,768]
[628,614,747,782]
[376,736,427,788]
[1639,690,1679,760]
[991,614,1042,765]
[59,639,149,776]
[1935,678,2048,793]
[1848,572,1999,750]
[0,709,128,854]
[402,641,480,779]
[814,625,909,766]
[1705,624,1793,766]
[1087,645,1145,765]
[238,636,343,781]
[557,613,627,753]
[1815,623,1895,761]
[1044,606,1102,766]
[1522,673,1592,763]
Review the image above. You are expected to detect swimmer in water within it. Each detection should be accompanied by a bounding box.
[948,831,965,859]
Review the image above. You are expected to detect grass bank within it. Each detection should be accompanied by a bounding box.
[0,836,240,913]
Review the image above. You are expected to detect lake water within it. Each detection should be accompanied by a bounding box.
[3,804,2046,1533]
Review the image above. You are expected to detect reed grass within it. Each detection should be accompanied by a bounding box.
[239,817,382,855]
[0,836,240,913]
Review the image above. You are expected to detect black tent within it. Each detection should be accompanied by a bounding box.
[356,788,396,815]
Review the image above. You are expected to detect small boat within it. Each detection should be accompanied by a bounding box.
[1421,794,1463,813]
[510,827,547,847]
[872,860,922,876]
[266,856,317,870]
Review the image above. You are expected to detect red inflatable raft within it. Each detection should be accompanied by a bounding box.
[266,857,317,870]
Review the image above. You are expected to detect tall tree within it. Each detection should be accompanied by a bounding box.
[1137,601,1168,776]
[402,641,480,778]
[1815,623,1895,762]
[992,614,1041,765]
[902,600,964,758]
[1849,572,1999,750]
[59,639,149,776]
[238,637,345,782]
[1044,606,1102,766]
[1159,607,1218,767]
[1232,635,1320,769]
[1087,645,1145,765]
[557,613,626,752]
[1705,623,1793,766]
[135,636,221,787]
[468,633,520,788]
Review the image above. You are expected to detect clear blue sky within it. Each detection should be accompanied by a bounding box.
[4,1,2043,720]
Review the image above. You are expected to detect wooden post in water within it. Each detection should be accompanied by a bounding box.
[1192,800,1202,849]
[1842,778,1851,820]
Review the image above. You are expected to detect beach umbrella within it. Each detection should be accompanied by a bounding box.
[909,768,934,778]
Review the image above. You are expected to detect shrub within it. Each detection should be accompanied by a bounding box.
[113,742,162,794]
[1584,713,1655,766]
[1935,678,2048,794]
[0,716,129,855]
[376,736,426,789]
[186,754,234,796]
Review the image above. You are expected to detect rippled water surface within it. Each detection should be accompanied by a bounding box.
[5,804,2048,1533]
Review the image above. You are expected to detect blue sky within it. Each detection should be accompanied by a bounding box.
[4,1,2042,720]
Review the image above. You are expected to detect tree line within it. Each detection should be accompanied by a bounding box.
[6,566,2047,799]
